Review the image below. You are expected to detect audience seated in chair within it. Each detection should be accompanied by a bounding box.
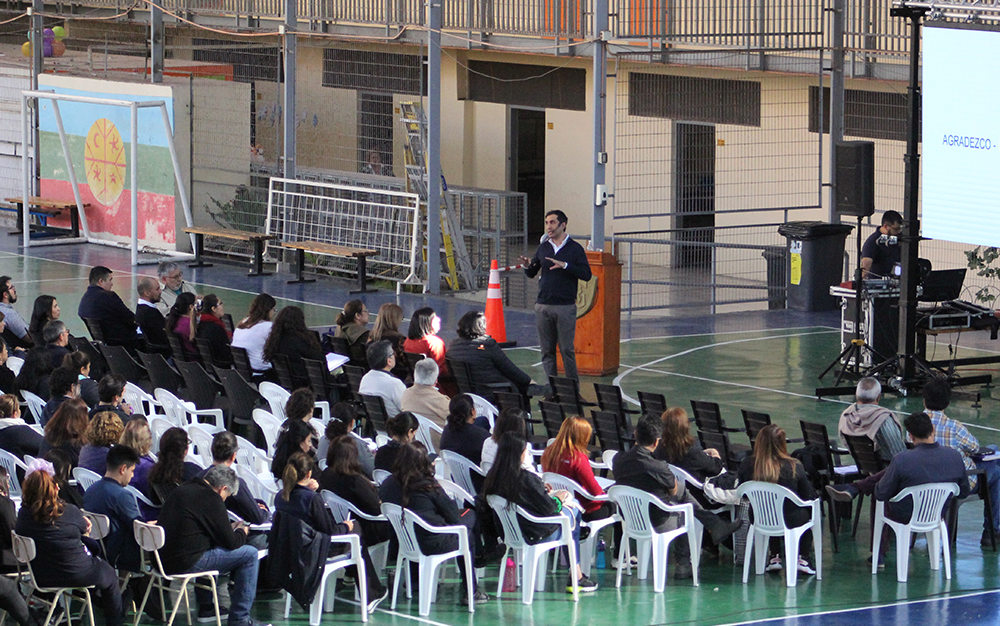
[82,444,144,571]
[615,414,743,580]
[148,427,203,505]
[39,399,88,469]
[165,293,201,362]
[40,366,79,427]
[136,276,171,355]
[41,320,71,369]
[120,416,156,498]
[369,303,408,381]
[263,306,324,386]
[156,261,199,316]
[325,404,374,479]
[78,411,124,476]
[321,437,392,547]
[838,377,907,465]
[273,451,387,609]
[404,307,455,396]
[63,351,99,408]
[401,359,450,447]
[89,373,133,424]
[232,293,276,376]
[198,431,270,544]
[16,459,125,626]
[374,412,419,473]
[440,395,490,468]
[333,300,370,346]
[0,394,42,459]
[14,347,51,403]
[0,276,33,350]
[359,340,406,419]
[196,294,233,367]
[77,266,139,350]
[447,310,533,401]
[380,442,488,604]
[157,464,265,626]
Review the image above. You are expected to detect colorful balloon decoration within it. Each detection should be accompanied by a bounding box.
[24,24,65,59]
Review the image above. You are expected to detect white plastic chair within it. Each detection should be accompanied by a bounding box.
[437,478,476,509]
[125,485,160,513]
[439,450,485,497]
[372,469,391,486]
[320,490,390,572]
[6,356,23,376]
[12,532,96,626]
[280,518,369,624]
[235,435,272,476]
[872,482,959,583]
[543,472,619,577]
[381,502,475,616]
[234,463,278,507]
[124,382,161,418]
[253,408,282,457]
[132,520,222,626]
[0,449,26,498]
[736,481,823,588]
[187,424,216,467]
[412,413,443,453]
[72,467,102,492]
[468,394,498,430]
[486,494,579,604]
[19,390,45,425]
[259,382,289,421]
[153,388,223,433]
[149,416,174,452]
[608,485,700,591]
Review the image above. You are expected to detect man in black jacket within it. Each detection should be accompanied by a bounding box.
[158,465,267,626]
[135,276,170,355]
[77,266,138,350]
[519,210,592,381]
[614,414,742,578]
[198,431,269,548]
[88,374,132,423]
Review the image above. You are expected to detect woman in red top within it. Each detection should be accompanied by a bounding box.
[403,307,456,396]
[540,416,623,557]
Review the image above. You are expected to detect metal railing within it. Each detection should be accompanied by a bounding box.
[613,223,792,313]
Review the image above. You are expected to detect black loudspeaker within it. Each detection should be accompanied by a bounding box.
[835,140,875,217]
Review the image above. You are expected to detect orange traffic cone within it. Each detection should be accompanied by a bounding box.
[485,259,507,343]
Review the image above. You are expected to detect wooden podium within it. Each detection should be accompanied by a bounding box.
[556,251,622,377]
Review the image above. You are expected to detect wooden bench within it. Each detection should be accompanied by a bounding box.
[3,197,85,238]
[279,241,379,293]
[182,226,279,277]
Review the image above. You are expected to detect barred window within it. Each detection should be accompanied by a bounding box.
[464,61,586,111]
[192,39,281,83]
[628,73,761,127]
[809,86,912,142]
[323,49,424,95]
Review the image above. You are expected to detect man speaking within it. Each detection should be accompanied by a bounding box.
[518,210,592,382]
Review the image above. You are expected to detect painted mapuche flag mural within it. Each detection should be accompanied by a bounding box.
[37,75,177,247]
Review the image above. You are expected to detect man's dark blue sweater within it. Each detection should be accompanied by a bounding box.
[524,237,592,305]
[874,442,969,521]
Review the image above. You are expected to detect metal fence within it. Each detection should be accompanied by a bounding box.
[613,223,798,314]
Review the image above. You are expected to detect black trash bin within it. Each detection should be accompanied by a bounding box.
[777,221,854,312]
[761,246,787,310]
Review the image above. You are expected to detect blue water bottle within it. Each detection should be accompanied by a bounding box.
[596,539,606,569]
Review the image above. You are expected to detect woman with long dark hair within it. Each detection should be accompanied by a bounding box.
[737,424,817,575]
[654,406,724,484]
[263,306,323,384]
[378,442,488,604]
[165,292,199,360]
[321,436,392,546]
[439,394,490,467]
[483,432,596,593]
[148,427,201,505]
[270,419,316,481]
[324,403,374,479]
[16,465,124,626]
[28,295,60,347]
[334,300,370,346]
[481,407,529,472]
[232,293,276,373]
[195,294,232,366]
[447,310,532,400]
[403,307,454,396]
[276,451,387,610]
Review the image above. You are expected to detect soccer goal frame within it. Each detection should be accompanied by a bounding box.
[20,90,195,265]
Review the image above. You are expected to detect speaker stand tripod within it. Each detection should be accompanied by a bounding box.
[816,215,888,397]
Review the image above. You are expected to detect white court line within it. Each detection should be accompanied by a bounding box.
[619,325,840,343]
[711,587,1000,626]
[613,329,839,406]
[0,250,345,312]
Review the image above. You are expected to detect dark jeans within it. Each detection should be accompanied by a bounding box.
[535,303,579,380]
[191,545,259,626]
